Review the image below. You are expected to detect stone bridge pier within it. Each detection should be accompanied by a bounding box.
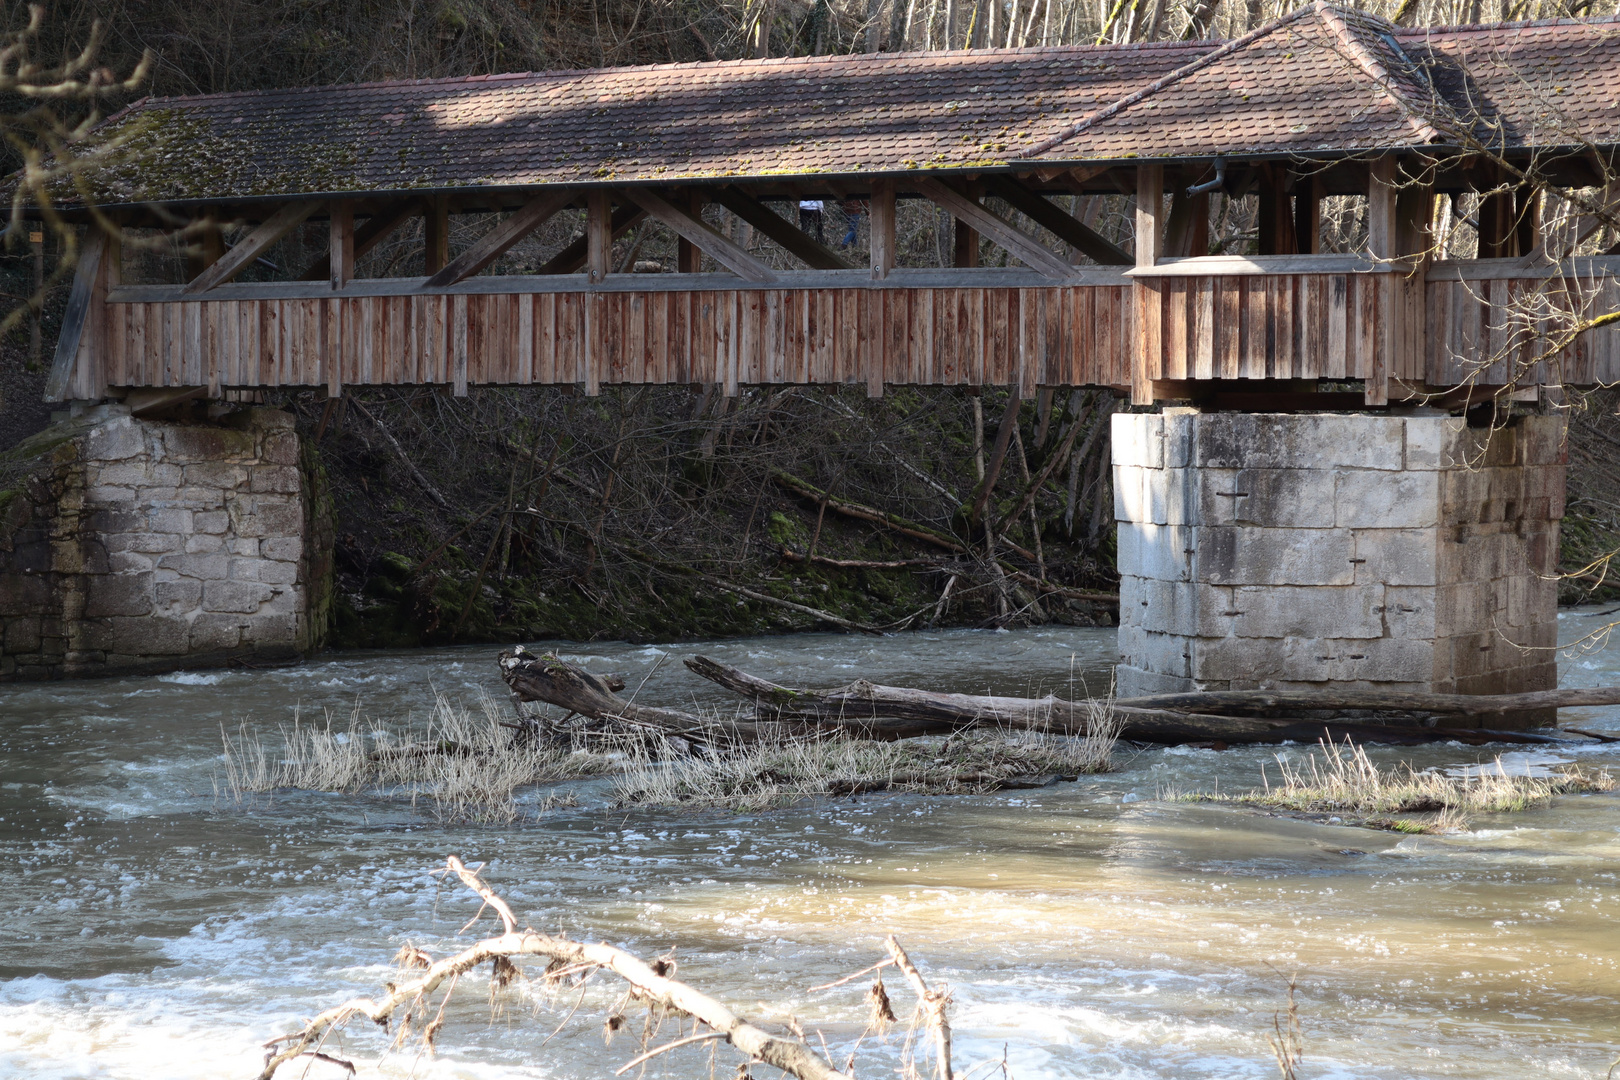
[1112,410,1564,720]
[0,405,333,681]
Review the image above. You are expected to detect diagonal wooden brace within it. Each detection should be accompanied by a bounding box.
[45,229,108,402]
[423,188,576,287]
[984,176,1132,265]
[621,187,777,283]
[911,177,1076,280]
[710,187,854,270]
[181,201,320,294]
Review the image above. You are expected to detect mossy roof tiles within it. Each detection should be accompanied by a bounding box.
[74,2,1620,205]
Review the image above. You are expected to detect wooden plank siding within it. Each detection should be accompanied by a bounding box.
[90,285,1136,393]
[1139,272,1383,383]
[68,262,1620,400]
[1424,274,1620,388]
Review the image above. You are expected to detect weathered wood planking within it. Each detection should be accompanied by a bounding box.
[93,285,1135,391]
[86,273,1619,398]
[1141,273,1383,383]
[1424,274,1620,387]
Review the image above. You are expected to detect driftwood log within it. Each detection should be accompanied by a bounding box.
[1118,686,1620,721]
[498,649,1570,746]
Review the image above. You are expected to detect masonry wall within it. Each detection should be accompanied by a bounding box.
[1113,411,1563,712]
[0,406,332,680]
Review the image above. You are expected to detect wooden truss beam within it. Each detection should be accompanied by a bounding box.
[710,187,854,270]
[300,200,424,281]
[911,177,1075,279]
[982,176,1132,265]
[423,189,576,287]
[621,187,777,283]
[538,204,645,275]
[181,201,319,294]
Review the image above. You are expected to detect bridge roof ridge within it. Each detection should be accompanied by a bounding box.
[34,6,1620,209]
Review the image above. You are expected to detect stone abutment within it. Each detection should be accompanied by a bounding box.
[1112,410,1564,722]
[0,406,333,680]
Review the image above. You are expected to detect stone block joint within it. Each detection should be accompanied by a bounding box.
[1112,411,1562,726]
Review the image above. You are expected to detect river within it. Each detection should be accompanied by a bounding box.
[2,614,1618,1079]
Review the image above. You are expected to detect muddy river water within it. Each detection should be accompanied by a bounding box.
[2,614,1619,1079]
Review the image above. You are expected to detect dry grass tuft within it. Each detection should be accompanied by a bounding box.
[216,691,613,823]
[219,693,1120,818]
[1179,738,1614,833]
[613,701,1120,811]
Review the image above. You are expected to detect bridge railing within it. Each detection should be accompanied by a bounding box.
[53,253,1620,402]
[1131,254,1620,401]
[67,268,1135,399]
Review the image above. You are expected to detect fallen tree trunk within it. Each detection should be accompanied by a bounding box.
[1117,686,1620,719]
[498,649,1564,747]
[500,648,944,741]
[681,657,1565,746]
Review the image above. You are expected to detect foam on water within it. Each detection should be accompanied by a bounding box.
[1,621,1618,1077]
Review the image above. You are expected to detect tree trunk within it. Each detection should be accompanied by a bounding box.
[498,650,1569,749]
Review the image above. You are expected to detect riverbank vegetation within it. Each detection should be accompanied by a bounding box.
[216,692,610,823]
[306,383,1121,648]
[1176,738,1615,834]
[217,685,1120,820]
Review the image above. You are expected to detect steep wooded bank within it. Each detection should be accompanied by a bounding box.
[4,0,1620,648]
[298,382,1120,646]
[1560,389,1620,605]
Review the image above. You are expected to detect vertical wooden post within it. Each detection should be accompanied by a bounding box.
[1366,158,1397,261]
[953,182,979,267]
[1476,167,1514,258]
[186,213,224,280]
[1365,156,1399,406]
[1258,165,1301,255]
[868,178,895,399]
[1294,173,1322,254]
[678,190,703,273]
[1135,165,1163,267]
[424,196,449,274]
[1256,165,1283,255]
[329,201,354,290]
[869,178,895,281]
[1514,188,1541,259]
[1163,176,1209,258]
[586,191,612,283]
[584,192,611,397]
[1133,163,1163,407]
[327,202,352,400]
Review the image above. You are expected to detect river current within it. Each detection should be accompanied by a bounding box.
[2,613,1618,1079]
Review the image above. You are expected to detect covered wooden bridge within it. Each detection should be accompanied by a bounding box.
[47,1,1620,409]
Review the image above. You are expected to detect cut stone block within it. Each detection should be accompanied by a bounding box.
[1113,412,1562,721]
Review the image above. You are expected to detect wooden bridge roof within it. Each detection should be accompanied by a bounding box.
[74,2,1620,208]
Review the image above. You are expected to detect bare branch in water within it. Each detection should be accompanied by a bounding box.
[258,855,855,1080]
